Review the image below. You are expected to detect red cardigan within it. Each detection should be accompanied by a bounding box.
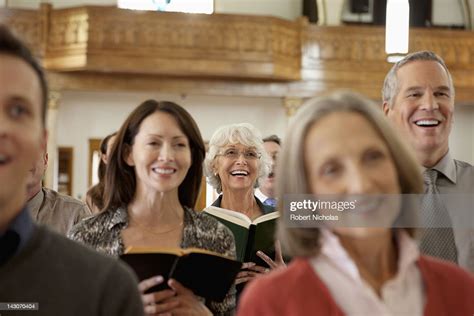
[237,256,474,316]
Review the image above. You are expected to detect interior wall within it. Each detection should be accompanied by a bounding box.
[450,105,474,164]
[215,0,302,20]
[6,0,303,20]
[6,0,116,9]
[56,91,287,199]
[432,0,464,26]
[6,0,473,27]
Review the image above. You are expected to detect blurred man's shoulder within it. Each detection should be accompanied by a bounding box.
[454,159,474,171]
[34,225,128,271]
[43,187,91,216]
[43,187,87,208]
[0,225,143,315]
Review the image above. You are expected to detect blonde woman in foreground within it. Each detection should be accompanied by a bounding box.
[238,91,474,316]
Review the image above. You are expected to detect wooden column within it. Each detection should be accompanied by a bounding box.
[44,90,60,190]
[283,97,304,117]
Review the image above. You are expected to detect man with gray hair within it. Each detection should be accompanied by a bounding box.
[382,50,474,272]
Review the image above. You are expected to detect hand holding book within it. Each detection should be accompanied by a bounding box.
[121,247,241,301]
[203,206,279,264]
[235,240,286,285]
[138,275,211,315]
[256,240,286,269]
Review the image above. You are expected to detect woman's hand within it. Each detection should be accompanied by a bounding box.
[139,276,211,316]
[235,241,286,285]
[138,275,179,315]
[256,240,286,269]
[165,279,212,316]
[235,262,261,285]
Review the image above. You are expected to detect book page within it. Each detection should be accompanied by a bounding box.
[204,206,252,228]
[253,211,280,225]
[182,247,234,259]
[123,246,184,255]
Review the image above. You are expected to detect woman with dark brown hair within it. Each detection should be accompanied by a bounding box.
[69,100,236,315]
[85,132,117,213]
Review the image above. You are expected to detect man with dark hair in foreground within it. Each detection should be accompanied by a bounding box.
[0,25,143,315]
[255,135,281,207]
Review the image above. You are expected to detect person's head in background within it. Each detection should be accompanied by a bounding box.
[382,50,454,168]
[26,148,48,200]
[86,132,117,213]
[98,132,117,182]
[276,91,422,257]
[0,25,47,231]
[103,100,205,211]
[259,135,281,199]
[205,123,271,198]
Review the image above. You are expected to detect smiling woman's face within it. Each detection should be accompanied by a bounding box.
[304,111,401,237]
[125,111,191,195]
[213,143,260,195]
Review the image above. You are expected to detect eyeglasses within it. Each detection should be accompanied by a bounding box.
[218,148,261,160]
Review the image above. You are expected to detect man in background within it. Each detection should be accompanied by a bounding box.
[255,135,281,207]
[383,50,474,272]
[0,25,143,315]
[27,148,91,235]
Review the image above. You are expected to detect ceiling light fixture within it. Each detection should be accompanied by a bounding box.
[385,0,410,63]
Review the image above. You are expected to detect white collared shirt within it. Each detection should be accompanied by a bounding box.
[254,188,269,204]
[310,230,425,316]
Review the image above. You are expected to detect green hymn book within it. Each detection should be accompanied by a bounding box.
[120,247,241,301]
[204,206,279,266]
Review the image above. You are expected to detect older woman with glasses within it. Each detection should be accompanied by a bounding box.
[204,123,285,287]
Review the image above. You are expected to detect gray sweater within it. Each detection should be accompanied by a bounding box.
[0,226,143,316]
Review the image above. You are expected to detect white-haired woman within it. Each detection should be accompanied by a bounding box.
[204,123,285,287]
[238,92,474,315]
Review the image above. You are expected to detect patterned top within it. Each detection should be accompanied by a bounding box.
[68,206,236,315]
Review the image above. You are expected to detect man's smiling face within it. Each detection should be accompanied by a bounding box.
[0,53,46,212]
[384,60,454,159]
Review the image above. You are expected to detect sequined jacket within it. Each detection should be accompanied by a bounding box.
[68,206,236,315]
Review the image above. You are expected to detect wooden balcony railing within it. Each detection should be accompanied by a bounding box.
[2,4,474,101]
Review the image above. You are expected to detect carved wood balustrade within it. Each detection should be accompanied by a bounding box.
[2,4,474,102]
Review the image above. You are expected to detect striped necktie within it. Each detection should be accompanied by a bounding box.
[419,169,457,263]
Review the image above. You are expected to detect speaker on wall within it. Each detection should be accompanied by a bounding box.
[350,0,370,14]
[410,0,432,27]
[373,0,432,27]
[303,0,319,23]
[373,0,387,25]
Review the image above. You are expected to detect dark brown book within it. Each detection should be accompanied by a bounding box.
[120,247,241,301]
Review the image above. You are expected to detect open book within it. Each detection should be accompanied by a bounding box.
[204,206,279,266]
[120,247,241,301]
